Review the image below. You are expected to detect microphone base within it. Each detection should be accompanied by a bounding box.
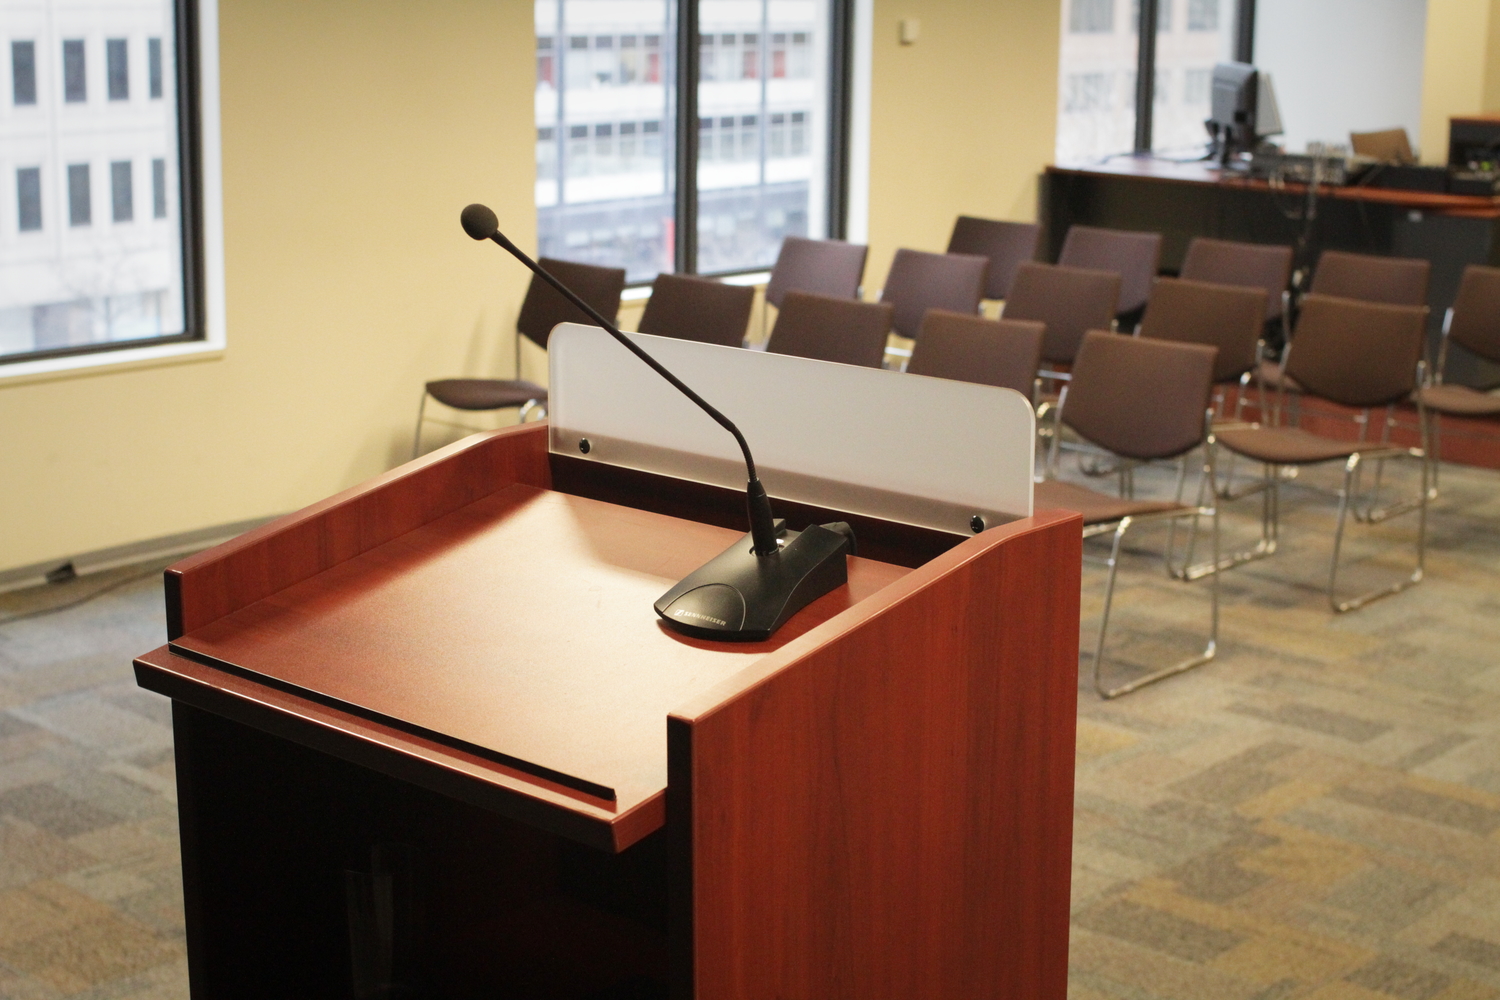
[655,522,851,642]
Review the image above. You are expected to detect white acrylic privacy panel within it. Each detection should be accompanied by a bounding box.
[547,324,1034,534]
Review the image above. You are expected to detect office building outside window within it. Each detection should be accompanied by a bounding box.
[1057,0,1237,162]
[1152,0,1235,153]
[2,1,202,364]
[535,0,841,283]
[1057,0,1137,163]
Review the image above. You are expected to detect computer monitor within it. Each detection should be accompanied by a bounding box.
[1208,62,1283,165]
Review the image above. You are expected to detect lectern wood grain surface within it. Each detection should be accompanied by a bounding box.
[135,422,1082,999]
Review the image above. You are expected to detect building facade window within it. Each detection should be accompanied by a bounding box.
[149,37,162,96]
[67,164,90,225]
[1069,0,1114,34]
[12,40,36,104]
[111,160,133,221]
[2,0,206,365]
[62,38,85,102]
[152,157,167,217]
[1187,0,1219,31]
[17,168,42,231]
[535,0,848,283]
[107,38,128,99]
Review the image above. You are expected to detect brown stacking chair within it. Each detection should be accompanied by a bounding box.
[764,291,893,368]
[1057,225,1163,319]
[1034,331,1220,699]
[1415,264,1500,493]
[1002,262,1120,382]
[638,272,755,347]
[945,216,1041,301]
[1350,128,1415,164]
[1139,277,1268,420]
[1215,294,1429,613]
[413,256,625,458]
[1311,250,1430,306]
[1179,237,1292,331]
[763,236,868,308]
[1259,250,1431,417]
[908,310,1044,398]
[878,248,988,363]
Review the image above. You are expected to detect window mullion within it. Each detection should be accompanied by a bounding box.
[674,0,699,273]
[1133,0,1158,153]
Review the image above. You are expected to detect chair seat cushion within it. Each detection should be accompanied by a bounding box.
[1416,383,1500,417]
[1216,425,1362,465]
[1035,480,1188,526]
[425,378,547,411]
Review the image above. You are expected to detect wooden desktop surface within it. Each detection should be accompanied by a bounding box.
[156,481,908,838]
[1048,158,1500,218]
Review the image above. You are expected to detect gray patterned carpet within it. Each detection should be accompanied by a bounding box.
[0,457,1497,999]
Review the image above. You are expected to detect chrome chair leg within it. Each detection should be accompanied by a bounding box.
[1328,450,1427,613]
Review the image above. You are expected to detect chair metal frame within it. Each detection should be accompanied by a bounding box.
[1069,412,1222,700]
[1178,334,1430,611]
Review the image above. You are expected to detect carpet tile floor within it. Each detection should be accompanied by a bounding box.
[0,457,1496,999]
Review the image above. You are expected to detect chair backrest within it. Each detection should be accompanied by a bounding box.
[908,310,1044,397]
[516,257,627,350]
[1310,250,1430,307]
[1350,128,1415,164]
[764,236,869,309]
[638,272,755,347]
[1064,331,1217,462]
[1057,225,1162,316]
[945,216,1041,300]
[1448,264,1500,365]
[1002,262,1121,366]
[1138,277,1268,383]
[1179,237,1292,324]
[879,248,988,340]
[1284,294,1427,408]
[764,290,893,368]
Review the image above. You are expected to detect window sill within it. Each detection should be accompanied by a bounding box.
[0,337,226,388]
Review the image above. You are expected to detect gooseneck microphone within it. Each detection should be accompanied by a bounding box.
[461,203,854,642]
[461,203,778,557]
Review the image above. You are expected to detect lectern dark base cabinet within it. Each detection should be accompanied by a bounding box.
[135,423,1081,1000]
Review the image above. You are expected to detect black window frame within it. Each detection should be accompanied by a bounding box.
[1130,0,1255,153]
[7,0,208,367]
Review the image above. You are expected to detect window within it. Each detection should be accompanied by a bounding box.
[68,164,91,226]
[17,168,42,231]
[63,39,85,102]
[112,161,133,222]
[152,158,168,218]
[12,41,36,105]
[1058,0,1244,161]
[3,0,208,366]
[536,0,847,282]
[149,37,163,97]
[107,38,128,99]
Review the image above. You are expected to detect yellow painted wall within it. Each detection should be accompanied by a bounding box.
[0,0,535,573]
[0,2,1063,576]
[1419,0,1500,163]
[865,0,1059,292]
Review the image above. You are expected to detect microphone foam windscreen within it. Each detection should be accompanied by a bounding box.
[460,203,500,241]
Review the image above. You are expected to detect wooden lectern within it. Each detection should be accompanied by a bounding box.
[135,332,1081,999]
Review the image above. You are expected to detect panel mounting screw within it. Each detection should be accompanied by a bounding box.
[578,437,591,454]
[970,515,985,533]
